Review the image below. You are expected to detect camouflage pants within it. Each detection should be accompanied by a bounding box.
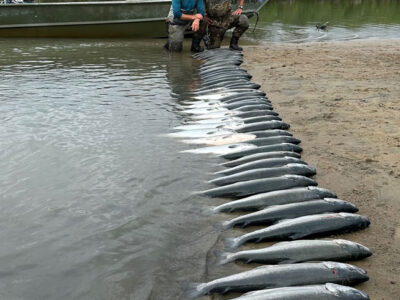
[167,21,207,51]
[205,14,249,49]
[166,6,206,52]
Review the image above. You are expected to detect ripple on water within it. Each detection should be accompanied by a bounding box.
[0,39,216,300]
[247,0,400,43]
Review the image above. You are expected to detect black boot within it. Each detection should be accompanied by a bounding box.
[229,36,243,51]
[163,40,169,51]
[191,37,204,53]
[202,35,210,50]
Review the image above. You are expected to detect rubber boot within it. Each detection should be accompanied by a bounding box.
[229,36,243,51]
[202,35,210,50]
[191,37,204,53]
[163,40,169,51]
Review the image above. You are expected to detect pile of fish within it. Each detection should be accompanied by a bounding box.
[168,48,372,299]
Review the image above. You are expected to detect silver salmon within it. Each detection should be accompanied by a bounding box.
[201,175,317,198]
[186,262,368,298]
[211,163,316,186]
[219,199,358,229]
[230,283,370,300]
[224,213,370,249]
[220,151,300,167]
[215,239,372,265]
[213,186,337,213]
[215,157,308,176]
[221,143,302,158]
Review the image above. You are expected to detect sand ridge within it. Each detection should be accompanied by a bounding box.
[243,39,400,299]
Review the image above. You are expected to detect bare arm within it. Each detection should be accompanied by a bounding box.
[180,14,203,21]
[180,13,203,31]
[232,0,244,15]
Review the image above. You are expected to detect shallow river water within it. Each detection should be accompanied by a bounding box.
[249,0,400,43]
[0,39,224,300]
[1,1,400,300]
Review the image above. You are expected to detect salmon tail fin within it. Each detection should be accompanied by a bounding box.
[198,188,213,197]
[190,190,203,197]
[213,220,232,231]
[201,206,216,216]
[211,206,221,214]
[223,236,241,250]
[183,282,208,299]
[213,250,232,266]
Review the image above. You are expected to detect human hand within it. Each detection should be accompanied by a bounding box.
[205,15,212,25]
[194,13,203,20]
[232,8,242,15]
[192,19,200,31]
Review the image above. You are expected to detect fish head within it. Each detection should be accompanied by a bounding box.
[354,243,373,259]
[285,163,304,169]
[325,283,370,299]
[356,215,371,228]
[334,239,373,259]
[338,213,370,228]
[323,262,369,284]
[308,186,337,198]
[325,198,358,213]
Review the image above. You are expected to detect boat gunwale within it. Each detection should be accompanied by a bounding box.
[0,17,167,29]
[0,0,267,35]
[0,0,171,6]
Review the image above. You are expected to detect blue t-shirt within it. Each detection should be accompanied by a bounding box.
[172,0,205,19]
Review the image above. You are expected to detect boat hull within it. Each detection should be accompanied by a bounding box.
[0,19,168,38]
[0,0,267,38]
[0,1,171,38]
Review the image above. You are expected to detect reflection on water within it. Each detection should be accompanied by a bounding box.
[247,0,400,42]
[0,39,221,300]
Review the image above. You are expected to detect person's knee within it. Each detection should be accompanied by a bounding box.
[168,25,184,52]
[239,15,249,29]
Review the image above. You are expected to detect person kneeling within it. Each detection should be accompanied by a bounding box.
[165,0,206,52]
[204,0,249,51]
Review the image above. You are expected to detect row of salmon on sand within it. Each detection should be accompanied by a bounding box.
[168,48,371,300]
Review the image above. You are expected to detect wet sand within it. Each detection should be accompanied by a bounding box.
[242,39,400,299]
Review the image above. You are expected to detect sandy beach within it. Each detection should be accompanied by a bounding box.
[242,39,400,299]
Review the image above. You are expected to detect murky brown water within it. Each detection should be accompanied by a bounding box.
[0,38,227,300]
[247,0,400,43]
